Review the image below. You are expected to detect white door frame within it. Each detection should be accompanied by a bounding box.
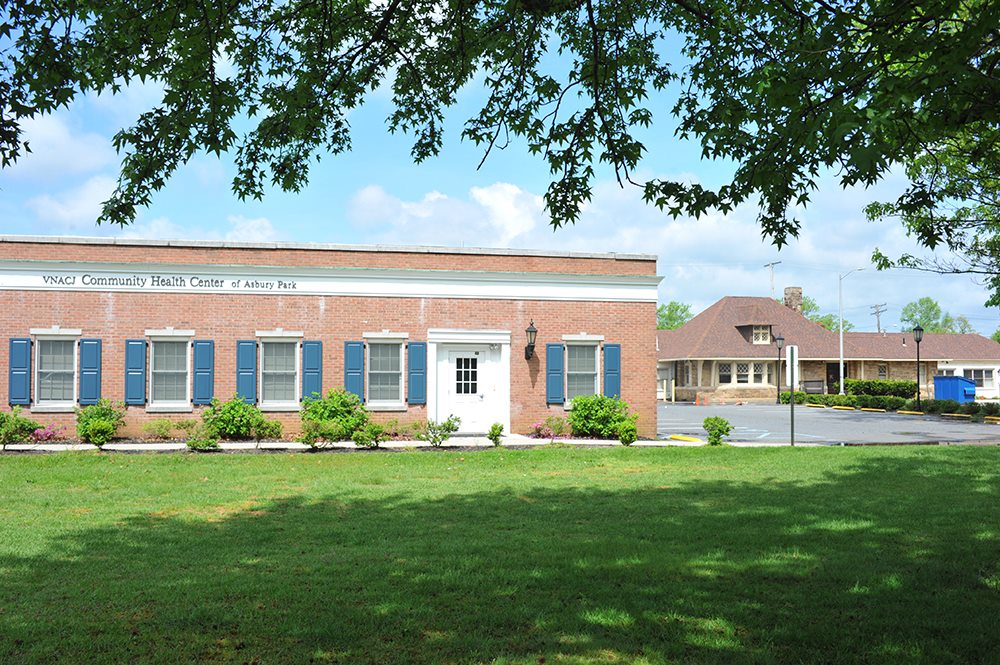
[427,329,511,433]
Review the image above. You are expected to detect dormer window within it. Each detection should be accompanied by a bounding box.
[752,325,771,344]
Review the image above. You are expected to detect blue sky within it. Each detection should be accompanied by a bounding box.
[2,76,998,336]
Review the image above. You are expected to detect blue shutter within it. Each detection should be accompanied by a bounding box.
[408,342,427,404]
[236,340,257,404]
[546,343,565,404]
[302,340,323,400]
[344,341,364,401]
[192,340,215,405]
[124,339,147,405]
[8,337,31,405]
[603,343,621,399]
[78,338,102,405]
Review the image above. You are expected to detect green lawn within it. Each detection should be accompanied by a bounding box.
[1,447,998,664]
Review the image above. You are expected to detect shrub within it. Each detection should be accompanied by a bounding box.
[175,419,199,435]
[981,402,1000,417]
[779,392,808,405]
[76,399,126,446]
[352,422,388,448]
[299,389,369,446]
[186,423,220,451]
[568,395,638,440]
[82,419,116,446]
[420,415,461,447]
[0,407,42,444]
[780,392,907,411]
[961,401,981,415]
[487,422,504,447]
[703,416,732,445]
[201,396,267,440]
[142,418,175,440]
[844,379,917,398]
[618,420,638,446]
[528,416,569,440]
[254,418,283,441]
[30,424,63,443]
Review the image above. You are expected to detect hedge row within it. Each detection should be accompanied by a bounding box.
[780,392,1000,416]
[844,379,917,398]
[780,392,906,410]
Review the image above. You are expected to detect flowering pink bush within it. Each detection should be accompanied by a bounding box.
[30,424,64,443]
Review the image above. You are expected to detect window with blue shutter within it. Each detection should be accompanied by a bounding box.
[79,338,102,405]
[408,342,426,404]
[344,341,364,401]
[546,343,565,404]
[124,339,147,405]
[8,337,31,405]
[301,340,322,401]
[603,343,621,399]
[236,340,257,404]
[192,340,214,405]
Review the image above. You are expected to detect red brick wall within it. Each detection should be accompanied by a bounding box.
[0,239,656,277]
[0,245,657,439]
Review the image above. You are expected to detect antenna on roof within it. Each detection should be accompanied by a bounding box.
[763,261,782,299]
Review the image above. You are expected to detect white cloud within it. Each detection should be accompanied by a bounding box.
[345,174,999,333]
[24,175,117,229]
[120,214,284,243]
[7,114,115,181]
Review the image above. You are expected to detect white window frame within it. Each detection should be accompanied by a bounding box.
[752,325,771,345]
[878,364,888,380]
[718,362,732,384]
[363,331,408,411]
[964,368,994,389]
[146,331,194,412]
[256,329,303,411]
[563,334,603,407]
[30,327,82,412]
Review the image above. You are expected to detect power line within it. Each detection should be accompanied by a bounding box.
[870,303,887,333]
[763,261,781,298]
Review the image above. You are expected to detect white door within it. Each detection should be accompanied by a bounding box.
[437,345,499,433]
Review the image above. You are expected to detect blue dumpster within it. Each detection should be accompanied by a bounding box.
[933,375,977,403]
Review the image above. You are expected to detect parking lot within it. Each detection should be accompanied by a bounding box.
[658,402,1000,445]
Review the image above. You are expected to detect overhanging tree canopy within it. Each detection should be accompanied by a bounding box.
[2,1,998,275]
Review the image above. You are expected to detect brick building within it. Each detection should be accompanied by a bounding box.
[1,236,659,438]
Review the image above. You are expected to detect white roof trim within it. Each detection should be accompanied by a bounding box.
[363,331,409,339]
[30,326,82,336]
[145,327,194,337]
[256,328,304,338]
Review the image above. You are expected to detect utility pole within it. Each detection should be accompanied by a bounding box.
[870,303,887,333]
[764,261,782,299]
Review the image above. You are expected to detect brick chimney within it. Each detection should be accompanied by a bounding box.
[784,286,803,313]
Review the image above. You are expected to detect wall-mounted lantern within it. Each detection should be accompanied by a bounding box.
[525,320,537,360]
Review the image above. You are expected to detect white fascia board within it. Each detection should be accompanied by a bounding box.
[0,260,661,303]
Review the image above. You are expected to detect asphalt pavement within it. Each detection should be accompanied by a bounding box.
[658,402,1000,446]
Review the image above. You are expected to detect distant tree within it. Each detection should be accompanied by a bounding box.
[811,313,855,332]
[900,297,972,333]
[992,328,1000,344]
[799,296,820,319]
[954,316,977,334]
[657,302,693,330]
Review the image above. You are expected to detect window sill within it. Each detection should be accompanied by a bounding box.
[367,403,407,412]
[30,404,76,413]
[146,405,194,413]
[260,402,300,412]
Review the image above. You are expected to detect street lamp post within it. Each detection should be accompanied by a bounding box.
[913,325,924,410]
[838,267,865,394]
[774,334,785,404]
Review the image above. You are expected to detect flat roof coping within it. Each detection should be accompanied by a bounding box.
[0,235,657,262]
